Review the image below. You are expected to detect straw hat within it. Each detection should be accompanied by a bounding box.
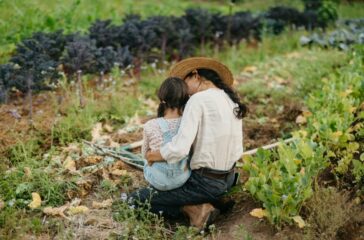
[168,57,234,86]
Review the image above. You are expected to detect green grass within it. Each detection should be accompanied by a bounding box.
[0,1,361,238]
[1,140,77,207]
[0,206,68,239]
[51,74,142,145]
[337,2,364,19]
[235,47,346,126]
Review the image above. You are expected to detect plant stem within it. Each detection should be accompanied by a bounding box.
[99,71,104,89]
[226,2,234,45]
[27,74,33,126]
[161,34,167,63]
[77,70,85,108]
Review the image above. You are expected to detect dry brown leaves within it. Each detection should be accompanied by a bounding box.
[68,205,89,215]
[63,156,76,172]
[43,196,115,221]
[24,167,32,177]
[92,199,113,209]
[91,122,119,147]
[43,204,70,219]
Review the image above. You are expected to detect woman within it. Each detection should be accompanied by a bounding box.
[129,57,247,230]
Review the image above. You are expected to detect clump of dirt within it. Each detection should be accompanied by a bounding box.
[243,100,302,150]
[0,91,62,155]
[337,204,364,240]
[302,187,363,240]
[214,191,303,240]
[112,129,143,146]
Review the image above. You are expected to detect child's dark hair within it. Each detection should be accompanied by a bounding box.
[157,77,189,117]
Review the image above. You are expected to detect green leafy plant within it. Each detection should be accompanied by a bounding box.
[303,47,364,183]
[243,46,364,228]
[243,140,326,227]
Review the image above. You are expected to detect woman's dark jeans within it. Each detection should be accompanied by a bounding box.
[128,170,235,218]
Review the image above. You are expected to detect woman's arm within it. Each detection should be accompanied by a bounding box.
[159,96,202,163]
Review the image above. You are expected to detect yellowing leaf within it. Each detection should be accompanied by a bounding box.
[24,167,32,177]
[297,130,308,138]
[111,169,128,176]
[70,198,82,207]
[68,205,89,215]
[339,89,353,97]
[107,139,120,148]
[302,111,312,117]
[144,98,158,109]
[331,131,343,138]
[349,107,357,113]
[294,159,302,165]
[273,76,287,84]
[295,115,307,124]
[242,65,257,73]
[250,208,267,219]
[62,143,80,153]
[300,167,305,175]
[84,155,103,164]
[327,151,336,158]
[28,192,42,209]
[286,51,301,58]
[271,118,278,123]
[360,153,364,162]
[292,215,306,228]
[0,199,4,210]
[43,205,69,219]
[92,199,113,209]
[63,156,76,172]
[103,124,113,133]
[91,122,103,143]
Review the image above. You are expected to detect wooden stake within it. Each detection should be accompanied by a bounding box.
[242,138,295,156]
[98,71,104,89]
[77,70,85,108]
[27,74,33,126]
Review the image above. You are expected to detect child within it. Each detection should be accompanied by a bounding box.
[142,77,191,191]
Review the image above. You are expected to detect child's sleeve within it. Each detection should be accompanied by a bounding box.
[141,124,150,159]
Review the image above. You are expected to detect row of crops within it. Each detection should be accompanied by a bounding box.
[243,45,364,228]
[301,18,364,50]
[0,2,340,103]
[0,1,363,238]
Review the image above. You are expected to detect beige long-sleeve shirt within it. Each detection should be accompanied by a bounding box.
[160,88,243,171]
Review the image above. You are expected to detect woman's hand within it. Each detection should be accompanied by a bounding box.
[146,150,164,165]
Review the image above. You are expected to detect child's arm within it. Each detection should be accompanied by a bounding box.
[141,127,150,159]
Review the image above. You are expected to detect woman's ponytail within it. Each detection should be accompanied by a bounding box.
[196,69,247,119]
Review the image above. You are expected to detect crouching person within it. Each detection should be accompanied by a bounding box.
[128,57,246,231]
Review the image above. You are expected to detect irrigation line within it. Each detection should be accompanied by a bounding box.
[82,140,144,170]
[82,138,296,171]
[242,137,295,156]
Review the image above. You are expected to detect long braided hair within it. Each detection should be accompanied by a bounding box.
[186,68,247,119]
